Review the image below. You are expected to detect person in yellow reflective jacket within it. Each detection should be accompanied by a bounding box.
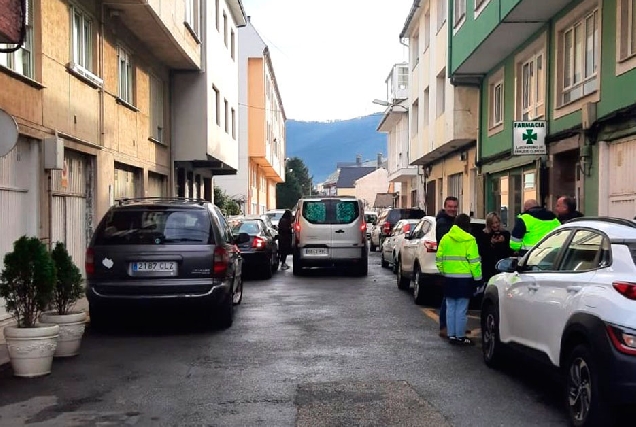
[510,199,561,255]
[435,214,482,346]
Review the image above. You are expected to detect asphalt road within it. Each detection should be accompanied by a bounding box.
[0,251,571,426]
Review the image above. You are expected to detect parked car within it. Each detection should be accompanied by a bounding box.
[380,219,421,271]
[481,217,636,426]
[85,197,248,330]
[364,211,378,240]
[398,216,486,304]
[231,217,279,279]
[292,196,368,276]
[370,207,425,252]
[265,209,286,228]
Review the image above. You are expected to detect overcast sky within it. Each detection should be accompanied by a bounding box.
[240,0,413,122]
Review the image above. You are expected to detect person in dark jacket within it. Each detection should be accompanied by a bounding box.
[476,212,512,284]
[555,196,583,224]
[435,196,458,338]
[277,210,293,270]
[510,199,561,256]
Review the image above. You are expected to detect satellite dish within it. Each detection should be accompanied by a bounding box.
[0,108,18,158]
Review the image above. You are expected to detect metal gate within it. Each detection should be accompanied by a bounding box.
[0,138,38,320]
[608,138,636,218]
[448,173,463,212]
[114,163,140,200]
[51,150,92,274]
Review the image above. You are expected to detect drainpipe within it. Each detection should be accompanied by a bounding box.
[541,20,553,208]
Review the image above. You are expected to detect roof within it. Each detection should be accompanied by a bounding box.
[374,193,398,208]
[399,0,421,39]
[336,167,377,188]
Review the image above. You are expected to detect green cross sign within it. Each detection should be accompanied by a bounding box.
[522,129,537,144]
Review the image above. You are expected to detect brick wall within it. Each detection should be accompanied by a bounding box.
[0,0,22,44]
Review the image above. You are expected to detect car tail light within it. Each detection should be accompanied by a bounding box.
[612,281,636,300]
[85,248,94,275]
[606,324,636,356]
[213,246,229,276]
[423,240,438,253]
[294,222,301,233]
[252,236,265,249]
[383,222,391,235]
[360,222,367,243]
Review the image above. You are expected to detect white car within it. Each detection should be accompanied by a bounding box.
[481,217,636,426]
[264,209,286,228]
[398,216,485,304]
[380,219,421,272]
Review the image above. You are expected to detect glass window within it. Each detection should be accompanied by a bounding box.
[232,220,262,235]
[117,46,134,103]
[303,202,327,224]
[335,201,357,224]
[302,200,359,225]
[524,230,572,271]
[95,209,212,245]
[562,9,599,104]
[559,230,609,271]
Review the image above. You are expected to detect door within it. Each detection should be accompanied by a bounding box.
[607,139,636,218]
[114,162,140,200]
[51,149,92,275]
[425,180,436,215]
[330,199,363,259]
[501,229,573,346]
[148,172,167,197]
[0,138,39,320]
[532,229,607,362]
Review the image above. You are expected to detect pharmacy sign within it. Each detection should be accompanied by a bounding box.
[513,121,547,155]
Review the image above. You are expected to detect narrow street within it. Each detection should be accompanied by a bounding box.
[0,251,569,426]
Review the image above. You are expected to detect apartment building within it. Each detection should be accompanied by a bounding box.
[173,0,247,200]
[214,16,286,215]
[400,0,480,216]
[376,63,419,209]
[449,0,636,223]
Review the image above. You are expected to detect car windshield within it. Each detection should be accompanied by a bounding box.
[232,221,262,235]
[94,209,212,245]
[266,211,284,221]
[365,214,377,223]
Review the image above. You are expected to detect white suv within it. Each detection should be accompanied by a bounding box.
[481,217,636,426]
[292,196,368,276]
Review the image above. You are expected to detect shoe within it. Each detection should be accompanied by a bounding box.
[455,337,474,346]
[448,336,458,344]
[281,263,289,270]
[439,328,447,338]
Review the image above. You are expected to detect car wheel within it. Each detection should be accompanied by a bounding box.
[413,266,427,305]
[482,303,504,368]
[396,259,410,290]
[232,275,243,305]
[392,253,398,273]
[370,242,377,252]
[271,252,279,274]
[293,253,303,276]
[381,252,389,268]
[566,345,611,427]
[216,290,234,329]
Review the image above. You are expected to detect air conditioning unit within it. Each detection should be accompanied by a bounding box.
[581,101,597,130]
[43,136,64,170]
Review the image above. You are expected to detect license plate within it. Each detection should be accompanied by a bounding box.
[305,248,328,256]
[132,262,176,272]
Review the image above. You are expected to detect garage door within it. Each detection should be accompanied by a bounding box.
[51,150,93,275]
[608,139,636,219]
[114,163,141,200]
[148,172,167,197]
[0,138,39,320]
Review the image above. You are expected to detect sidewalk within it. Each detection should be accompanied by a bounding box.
[0,297,89,368]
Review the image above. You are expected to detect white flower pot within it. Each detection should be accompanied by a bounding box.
[39,311,87,357]
[4,324,60,377]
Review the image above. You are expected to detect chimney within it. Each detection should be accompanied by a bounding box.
[356,155,362,166]
[377,153,383,168]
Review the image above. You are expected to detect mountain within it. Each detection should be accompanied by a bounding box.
[285,113,387,183]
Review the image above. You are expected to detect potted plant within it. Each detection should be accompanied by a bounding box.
[0,236,59,377]
[40,242,87,357]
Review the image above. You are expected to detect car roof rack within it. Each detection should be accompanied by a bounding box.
[115,197,209,206]
[565,216,636,229]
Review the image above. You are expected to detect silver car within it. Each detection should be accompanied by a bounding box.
[292,196,368,276]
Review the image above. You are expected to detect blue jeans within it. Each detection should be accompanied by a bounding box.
[446,297,470,338]
[439,297,446,330]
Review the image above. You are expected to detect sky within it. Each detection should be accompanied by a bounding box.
[240,0,413,122]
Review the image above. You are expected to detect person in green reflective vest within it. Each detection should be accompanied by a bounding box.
[510,199,561,255]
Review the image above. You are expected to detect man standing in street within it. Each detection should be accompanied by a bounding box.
[510,199,561,256]
[555,195,583,224]
[436,196,458,338]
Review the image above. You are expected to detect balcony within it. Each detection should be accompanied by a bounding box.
[451,0,571,84]
[105,0,201,70]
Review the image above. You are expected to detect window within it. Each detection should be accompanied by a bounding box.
[448,173,463,212]
[215,0,220,31]
[230,30,236,60]
[231,108,236,138]
[436,69,446,117]
[619,0,636,60]
[490,80,503,128]
[213,86,221,126]
[454,0,466,27]
[397,65,408,90]
[520,51,545,120]
[559,230,609,271]
[524,230,572,271]
[117,46,134,103]
[424,12,431,50]
[411,35,419,68]
[185,0,201,37]
[223,12,228,47]
[149,75,164,142]
[0,0,34,78]
[423,88,430,127]
[475,0,488,12]
[71,6,93,72]
[523,172,535,189]
[224,99,229,133]
[437,0,447,31]
[561,9,599,105]
[411,99,419,136]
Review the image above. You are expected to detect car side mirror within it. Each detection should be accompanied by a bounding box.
[234,232,250,244]
[496,257,518,273]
